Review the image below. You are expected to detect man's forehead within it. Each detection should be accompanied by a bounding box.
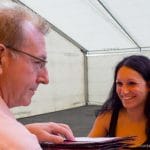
[21,21,46,52]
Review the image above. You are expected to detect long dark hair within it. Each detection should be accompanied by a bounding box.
[98,55,150,139]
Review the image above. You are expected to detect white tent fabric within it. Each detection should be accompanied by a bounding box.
[18,0,150,51]
[102,0,150,48]
[11,0,150,117]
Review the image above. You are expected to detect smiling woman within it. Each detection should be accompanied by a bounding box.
[88,55,150,147]
[116,66,148,110]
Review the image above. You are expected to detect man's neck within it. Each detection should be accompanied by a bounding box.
[0,96,15,119]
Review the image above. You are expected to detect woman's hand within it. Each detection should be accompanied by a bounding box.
[25,122,75,144]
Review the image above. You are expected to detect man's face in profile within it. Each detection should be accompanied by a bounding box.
[2,21,49,108]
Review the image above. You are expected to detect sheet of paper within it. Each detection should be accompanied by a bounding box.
[75,137,117,142]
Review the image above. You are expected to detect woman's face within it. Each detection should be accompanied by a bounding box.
[116,66,149,110]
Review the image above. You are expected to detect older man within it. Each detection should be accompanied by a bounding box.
[0,1,74,149]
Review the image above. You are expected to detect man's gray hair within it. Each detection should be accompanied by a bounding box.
[0,1,49,49]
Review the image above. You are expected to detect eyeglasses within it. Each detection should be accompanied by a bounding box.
[6,45,47,69]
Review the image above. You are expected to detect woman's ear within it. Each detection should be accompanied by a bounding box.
[148,81,150,91]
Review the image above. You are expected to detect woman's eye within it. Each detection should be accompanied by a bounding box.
[128,81,137,86]
[116,82,122,86]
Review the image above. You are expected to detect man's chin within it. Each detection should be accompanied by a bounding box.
[20,98,32,106]
[8,99,31,108]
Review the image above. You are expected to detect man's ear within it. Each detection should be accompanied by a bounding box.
[0,44,6,74]
[0,44,5,56]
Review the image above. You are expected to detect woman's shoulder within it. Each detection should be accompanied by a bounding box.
[96,108,124,122]
[100,110,113,116]
[96,110,113,121]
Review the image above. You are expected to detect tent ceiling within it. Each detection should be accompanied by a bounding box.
[19,0,150,51]
[102,0,150,48]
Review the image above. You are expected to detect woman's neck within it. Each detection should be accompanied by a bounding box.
[124,107,146,122]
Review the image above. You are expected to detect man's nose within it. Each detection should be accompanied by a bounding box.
[36,68,49,84]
